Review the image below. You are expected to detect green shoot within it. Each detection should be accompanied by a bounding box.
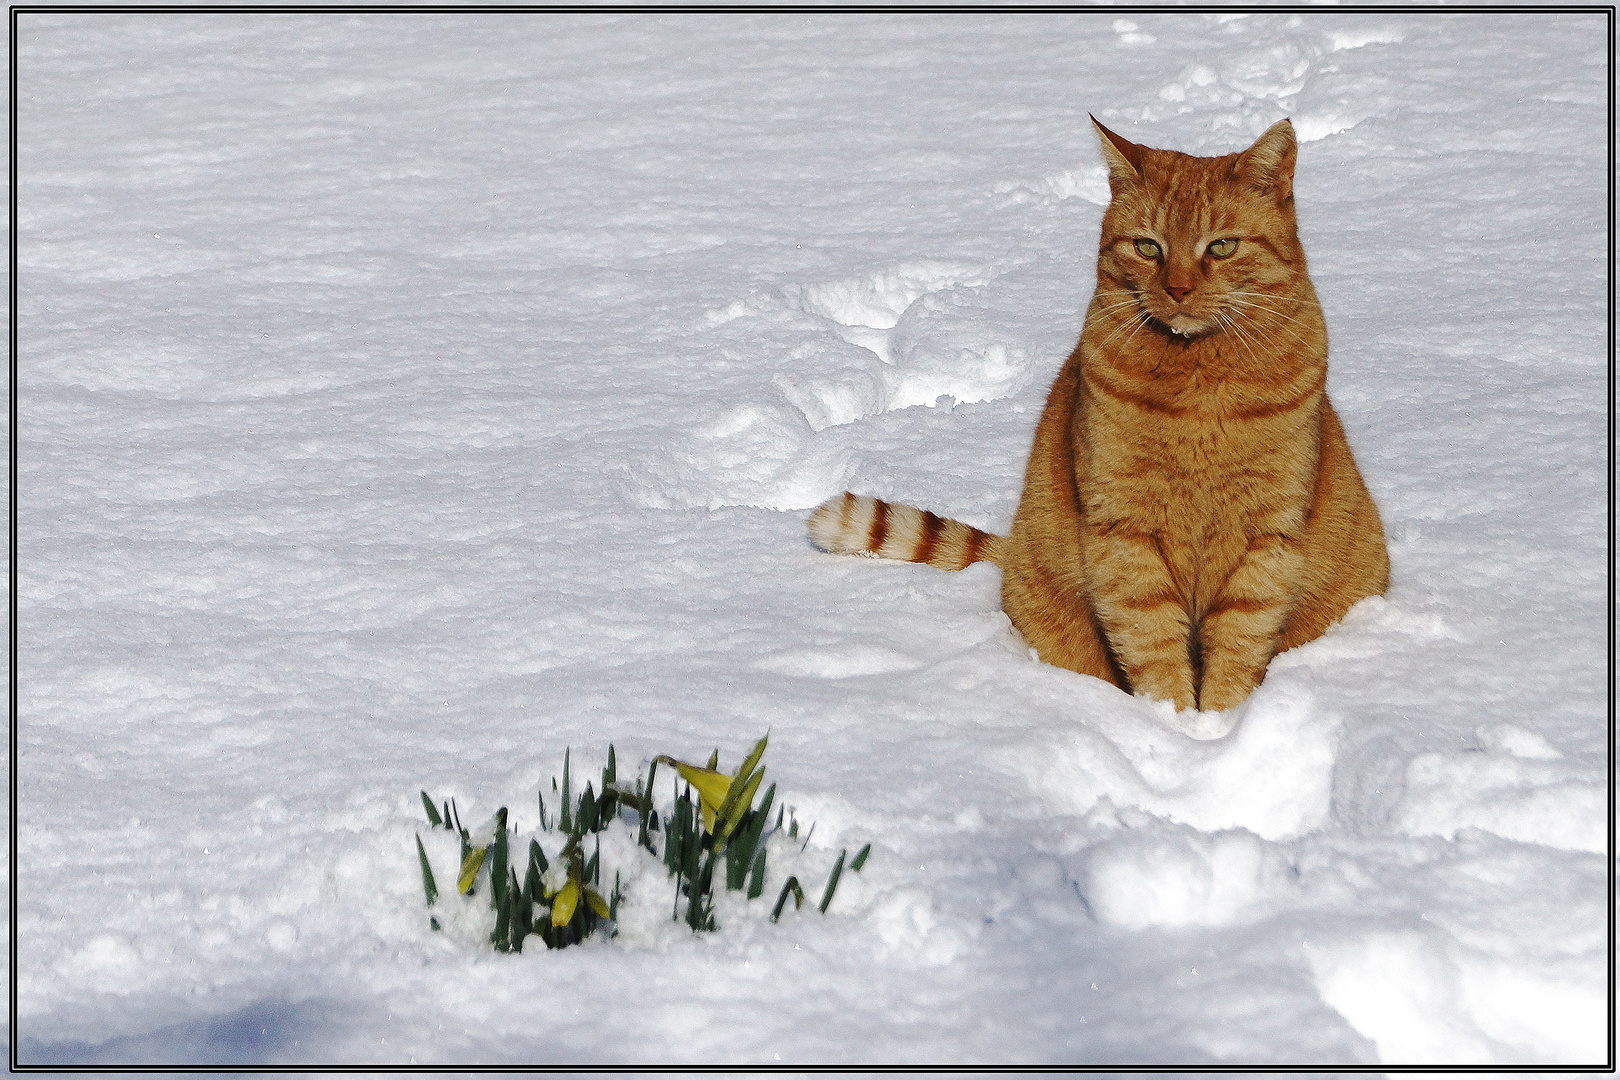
[509,868,528,951]
[560,749,572,835]
[416,834,438,907]
[713,734,768,838]
[602,745,618,821]
[640,758,659,852]
[819,849,847,914]
[577,782,597,837]
[747,848,767,900]
[490,818,509,911]
[772,876,804,922]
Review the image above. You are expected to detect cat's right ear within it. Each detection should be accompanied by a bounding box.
[1092,115,1145,190]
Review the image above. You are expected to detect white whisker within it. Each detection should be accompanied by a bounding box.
[1124,311,1154,344]
[1098,310,1151,348]
[1216,311,1264,368]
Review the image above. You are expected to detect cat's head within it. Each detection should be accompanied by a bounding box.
[1092,117,1306,340]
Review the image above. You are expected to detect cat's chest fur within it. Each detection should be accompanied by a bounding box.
[1075,340,1323,546]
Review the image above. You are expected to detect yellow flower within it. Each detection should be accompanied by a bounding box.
[457,846,487,895]
[550,878,579,926]
[669,761,733,832]
[548,868,611,926]
[657,735,768,836]
[455,808,507,895]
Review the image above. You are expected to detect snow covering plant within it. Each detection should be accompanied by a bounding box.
[414,735,870,951]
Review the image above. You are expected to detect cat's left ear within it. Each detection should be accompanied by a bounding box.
[1233,119,1297,203]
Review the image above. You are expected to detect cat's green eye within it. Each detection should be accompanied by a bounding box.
[1132,239,1162,259]
[1207,238,1239,259]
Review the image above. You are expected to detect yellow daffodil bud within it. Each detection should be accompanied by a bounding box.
[551,878,580,926]
[457,846,488,895]
[584,885,611,919]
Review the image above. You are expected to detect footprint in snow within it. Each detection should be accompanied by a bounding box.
[774,260,1032,430]
[1126,16,1404,144]
[628,261,1034,512]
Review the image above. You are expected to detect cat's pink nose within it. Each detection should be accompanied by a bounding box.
[1165,285,1192,304]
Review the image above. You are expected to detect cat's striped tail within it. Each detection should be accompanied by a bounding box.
[807,492,1005,571]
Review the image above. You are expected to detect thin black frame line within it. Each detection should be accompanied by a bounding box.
[10,1,21,1073]
[8,1066,1611,1075]
[4,3,1620,12]
[1607,2,1618,1074]
[6,4,1613,1075]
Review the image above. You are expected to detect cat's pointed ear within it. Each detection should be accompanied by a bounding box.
[1233,119,1297,202]
[1092,115,1145,189]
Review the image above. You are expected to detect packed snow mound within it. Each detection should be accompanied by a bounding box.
[1307,925,1607,1065]
[1392,742,1605,854]
[1077,821,1296,929]
[1012,677,1338,842]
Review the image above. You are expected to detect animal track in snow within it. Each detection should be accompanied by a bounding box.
[1114,14,1407,145]
[773,261,1032,431]
[991,18,1404,228]
[1110,18,1155,46]
[785,261,991,360]
[634,261,1034,512]
[989,165,1111,206]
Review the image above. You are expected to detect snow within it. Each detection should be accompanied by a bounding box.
[13,8,1610,1068]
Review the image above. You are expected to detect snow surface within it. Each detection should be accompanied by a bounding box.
[13,8,1611,1068]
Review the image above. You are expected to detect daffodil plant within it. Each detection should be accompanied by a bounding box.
[415,733,868,951]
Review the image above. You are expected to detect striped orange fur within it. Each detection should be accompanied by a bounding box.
[807,492,1004,572]
[808,118,1388,712]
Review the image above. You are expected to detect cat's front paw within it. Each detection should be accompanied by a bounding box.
[1195,676,1259,713]
[1130,667,1197,712]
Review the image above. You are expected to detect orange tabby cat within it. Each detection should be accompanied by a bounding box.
[808,117,1388,712]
